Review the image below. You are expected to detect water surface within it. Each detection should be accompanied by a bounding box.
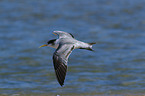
[1,0,145,95]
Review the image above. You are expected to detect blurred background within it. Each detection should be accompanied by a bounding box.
[1,0,145,95]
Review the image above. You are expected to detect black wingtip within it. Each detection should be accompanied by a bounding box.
[60,83,64,87]
[59,81,64,87]
[56,76,65,87]
[57,78,65,87]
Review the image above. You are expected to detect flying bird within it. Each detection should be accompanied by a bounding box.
[39,31,96,86]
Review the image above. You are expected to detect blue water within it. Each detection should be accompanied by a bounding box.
[1,0,145,95]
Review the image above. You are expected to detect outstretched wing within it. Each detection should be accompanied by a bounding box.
[53,44,74,86]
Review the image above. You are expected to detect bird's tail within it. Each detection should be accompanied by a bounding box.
[87,42,96,51]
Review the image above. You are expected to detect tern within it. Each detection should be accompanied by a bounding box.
[40,31,96,86]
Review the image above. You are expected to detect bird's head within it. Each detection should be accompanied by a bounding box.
[39,39,57,48]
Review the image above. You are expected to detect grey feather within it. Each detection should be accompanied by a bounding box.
[53,44,74,86]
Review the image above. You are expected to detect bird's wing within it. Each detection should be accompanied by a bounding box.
[53,44,74,86]
[53,31,74,38]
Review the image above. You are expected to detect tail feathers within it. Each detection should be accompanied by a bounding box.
[87,48,94,51]
[88,42,96,45]
[79,42,96,51]
[88,42,96,51]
